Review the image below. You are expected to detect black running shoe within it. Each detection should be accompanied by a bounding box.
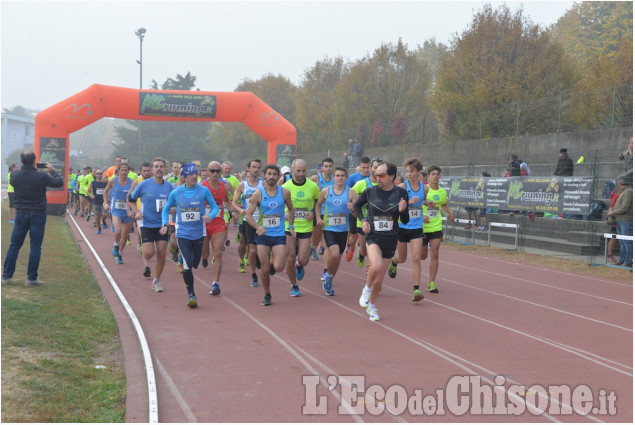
[261,293,272,306]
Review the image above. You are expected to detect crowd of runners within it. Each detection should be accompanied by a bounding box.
[67,154,455,321]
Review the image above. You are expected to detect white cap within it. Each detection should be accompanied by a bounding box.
[281,166,291,175]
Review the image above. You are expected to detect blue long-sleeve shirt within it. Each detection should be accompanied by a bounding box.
[161,184,219,227]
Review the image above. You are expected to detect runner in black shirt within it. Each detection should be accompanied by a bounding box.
[354,162,408,321]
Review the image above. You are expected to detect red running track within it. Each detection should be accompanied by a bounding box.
[66,213,632,423]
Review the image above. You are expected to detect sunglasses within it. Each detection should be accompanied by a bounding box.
[208,169,221,173]
[375,172,388,178]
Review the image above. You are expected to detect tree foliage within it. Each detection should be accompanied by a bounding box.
[432,4,576,140]
[204,74,297,166]
[553,2,633,129]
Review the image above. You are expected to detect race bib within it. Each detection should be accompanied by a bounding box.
[262,214,280,228]
[114,200,127,210]
[408,207,422,219]
[95,188,104,195]
[181,208,200,222]
[374,216,393,231]
[294,208,309,220]
[327,214,346,227]
[156,199,166,213]
[244,195,252,209]
[426,208,439,218]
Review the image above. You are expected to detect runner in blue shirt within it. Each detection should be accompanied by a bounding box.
[160,163,218,308]
[129,157,174,293]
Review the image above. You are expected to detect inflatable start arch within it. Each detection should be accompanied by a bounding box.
[34,84,297,215]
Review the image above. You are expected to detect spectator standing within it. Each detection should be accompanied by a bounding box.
[343,152,350,170]
[554,148,574,176]
[508,154,521,177]
[2,151,64,286]
[7,163,18,224]
[618,137,633,172]
[351,137,363,167]
[347,139,354,166]
[607,174,633,267]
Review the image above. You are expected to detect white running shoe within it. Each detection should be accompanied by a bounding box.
[366,304,379,321]
[152,279,164,292]
[359,285,371,308]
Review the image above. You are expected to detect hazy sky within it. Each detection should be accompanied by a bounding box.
[1,0,575,111]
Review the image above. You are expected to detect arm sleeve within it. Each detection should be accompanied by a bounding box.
[353,188,369,220]
[398,187,410,224]
[161,190,178,226]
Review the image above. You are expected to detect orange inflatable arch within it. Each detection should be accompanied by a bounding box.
[34,84,297,215]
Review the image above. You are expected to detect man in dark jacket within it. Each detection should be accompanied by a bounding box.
[553,148,574,176]
[2,151,64,286]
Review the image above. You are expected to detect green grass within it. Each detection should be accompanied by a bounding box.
[1,200,126,422]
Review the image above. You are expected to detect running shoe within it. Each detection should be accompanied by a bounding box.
[290,285,301,297]
[171,252,179,262]
[177,263,183,273]
[152,279,163,293]
[295,264,305,281]
[244,255,249,266]
[310,246,319,260]
[103,221,108,229]
[356,255,364,268]
[345,245,355,262]
[366,304,379,321]
[261,293,272,306]
[202,259,209,268]
[143,266,151,278]
[127,238,132,246]
[250,276,259,287]
[112,245,119,257]
[412,289,424,302]
[92,221,97,227]
[111,224,115,233]
[426,281,439,293]
[96,229,101,235]
[320,271,327,281]
[116,255,124,265]
[225,239,230,247]
[187,293,198,308]
[388,261,397,278]
[607,255,616,263]
[359,285,370,308]
[210,282,221,295]
[317,246,325,255]
[323,275,334,296]
[239,259,246,273]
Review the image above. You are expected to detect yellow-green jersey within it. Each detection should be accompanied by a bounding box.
[77,174,86,195]
[7,172,14,193]
[80,174,94,196]
[67,173,76,190]
[422,185,447,233]
[282,178,320,233]
[222,174,240,223]
[352,177,378,227]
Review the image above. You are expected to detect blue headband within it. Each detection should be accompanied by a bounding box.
[181,163,198,177]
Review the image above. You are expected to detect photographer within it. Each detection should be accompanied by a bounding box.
[2,151,64,286]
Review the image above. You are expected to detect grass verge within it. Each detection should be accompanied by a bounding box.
[1,200,126,422]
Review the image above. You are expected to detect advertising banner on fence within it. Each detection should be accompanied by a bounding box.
[439,176,593,214]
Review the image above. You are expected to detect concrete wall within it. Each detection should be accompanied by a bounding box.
[302,127,632,179]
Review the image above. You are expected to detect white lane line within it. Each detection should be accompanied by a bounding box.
[449,262,632,306]
[192,274,365,423]
[446,250,632,287]
[154,356,198,423]
[67,213,159,423]
[417,338,604,423]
